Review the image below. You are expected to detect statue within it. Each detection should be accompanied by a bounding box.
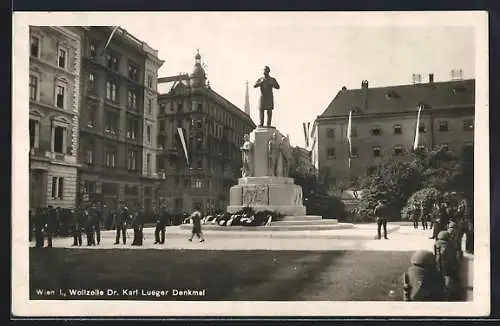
[240,134,254,177]
[268,132,279,176]
[254,66,280,127]
[279,135,293,177]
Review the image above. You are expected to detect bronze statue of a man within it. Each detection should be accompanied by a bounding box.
[254,66,280,127]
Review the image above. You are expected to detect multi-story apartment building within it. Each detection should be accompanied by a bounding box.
[313,74,475,187]
[29,26,83,209]
[77,26,164,212]
[157,51,256,213]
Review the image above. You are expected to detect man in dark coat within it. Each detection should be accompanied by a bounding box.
[34,207,45,248]
[115,204,129,245]
[71,208,83,246]
[89,202,101,245]
[403,250,445,301]
[374,200,388,240]
[430,202,445,239]
[188,204,205,242]
[434,231,460,300]
[45,206,58,248]
[84,206,95,246]
[131,207,145,246]
[154,206,167,244]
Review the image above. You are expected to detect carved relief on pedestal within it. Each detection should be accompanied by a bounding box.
[242,185,269,206]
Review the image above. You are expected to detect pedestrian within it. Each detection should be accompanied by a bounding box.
[115,204,129,245]
[373,200,388,240]
[45,206,57,248]
[132,206,145,246]
[84,207,95,246]
[70,208,82,246]
[89,202,101,245]
[420,203,430,230]
[411,204,419,229]
[154,206,166,244]
[187,204,205,242]
[402,250,445,301]
[34,207,45,248]
[29,209,34,242]
[430,202,444,239]
[434,230,460,300]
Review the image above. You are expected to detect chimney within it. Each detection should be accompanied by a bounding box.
[341,86,347,91]
[428,73,434,83]
[361,80,369,89]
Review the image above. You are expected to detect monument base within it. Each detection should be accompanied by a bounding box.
[228,176,306,216]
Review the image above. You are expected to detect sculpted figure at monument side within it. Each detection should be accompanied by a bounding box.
[268,132,280,176]
[254,66,280,127]
[279,135,293,177]
[240,134,254,177]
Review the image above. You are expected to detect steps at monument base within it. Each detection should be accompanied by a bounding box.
[180,223,354,232]
[281,215,323,221]
[272,219,339,226]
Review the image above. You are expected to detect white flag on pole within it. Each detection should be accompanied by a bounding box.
[177,127,190,167]
[101,26,120,56]
[413,105,422,151]
[347,110,353,168]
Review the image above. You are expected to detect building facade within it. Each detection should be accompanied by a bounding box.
[313,75,475,187]
[29,26,83,209]
[77,26,164,212]
[157,51,256,214]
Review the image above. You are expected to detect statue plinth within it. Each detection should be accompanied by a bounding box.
[228,126,306,216]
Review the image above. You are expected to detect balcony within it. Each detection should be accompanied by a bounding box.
[44,151,77,164]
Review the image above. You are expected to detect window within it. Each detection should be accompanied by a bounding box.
[106,81,117,102]
[393,145,404,156]
[177,119,183,128]
[393,124,402,134]
[327,148,336,159]
[51,177,64,199]
[58,48,66,69]
[146,153,151,174]
[56,85,65,108]
[147,74,153,88]
[29,75,38,101]
[373,146,381,157]
[192,178,203,189]
[87,105,97,128]
[370,127,382,136]
[177,102,183,112]
[53,126,65,153]
[88,73,96,92]
[29,119,39,149]
[86,147,94,164]
[106,53,119,71]
[128,151,137,171]
[30,36,39,57]
[159,120,165,131]
[463,119,474,131]
[126,118,138,139]
[351,126,358,137]
[351,147,358,157]
[89,43,97,59]
[147,98,152,114]
[326,128,335,138]
[104,110,118,134]
[128,90,137,109]
[128,64,138,81]
[84,181,95,194]
[146,125,151,143]
[105,147,117,167]
[419,123,426,133]
[197,103,203,112]
[439,120,449,132]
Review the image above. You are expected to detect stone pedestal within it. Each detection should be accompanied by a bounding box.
[227,126,307,216]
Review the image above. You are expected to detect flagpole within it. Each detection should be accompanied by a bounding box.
[413,105,423,151]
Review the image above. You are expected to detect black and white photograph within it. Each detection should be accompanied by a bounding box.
[12,11,489,317]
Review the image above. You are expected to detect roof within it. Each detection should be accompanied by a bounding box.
[319,79,475,118]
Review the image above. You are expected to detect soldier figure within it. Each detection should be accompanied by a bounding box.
[132,206,145,246]
[434,230,460,300]
[374,200,389,240]
[71,208,83,246]
[90,202,101,245]
[45,206,58,248]
[154,206,167,244]
[115,204,129,245]
[420,202,430,230]
[402,250,445,301]
[84,206,95,246]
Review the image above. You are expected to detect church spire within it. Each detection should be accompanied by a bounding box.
[244,80,250,115]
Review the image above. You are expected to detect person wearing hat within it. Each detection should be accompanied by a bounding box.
[154,206,167,244]
[115,203,129,245]
[187,203,205,242]
[434,230,459,300]
[373,200,389,240]
[402,250,445,301]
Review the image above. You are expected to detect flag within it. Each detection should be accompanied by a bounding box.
[347,110,353,168]
[303,122,309,148]
[177,127,190,167]
[101,26,120,56]
[413,105,422,151]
